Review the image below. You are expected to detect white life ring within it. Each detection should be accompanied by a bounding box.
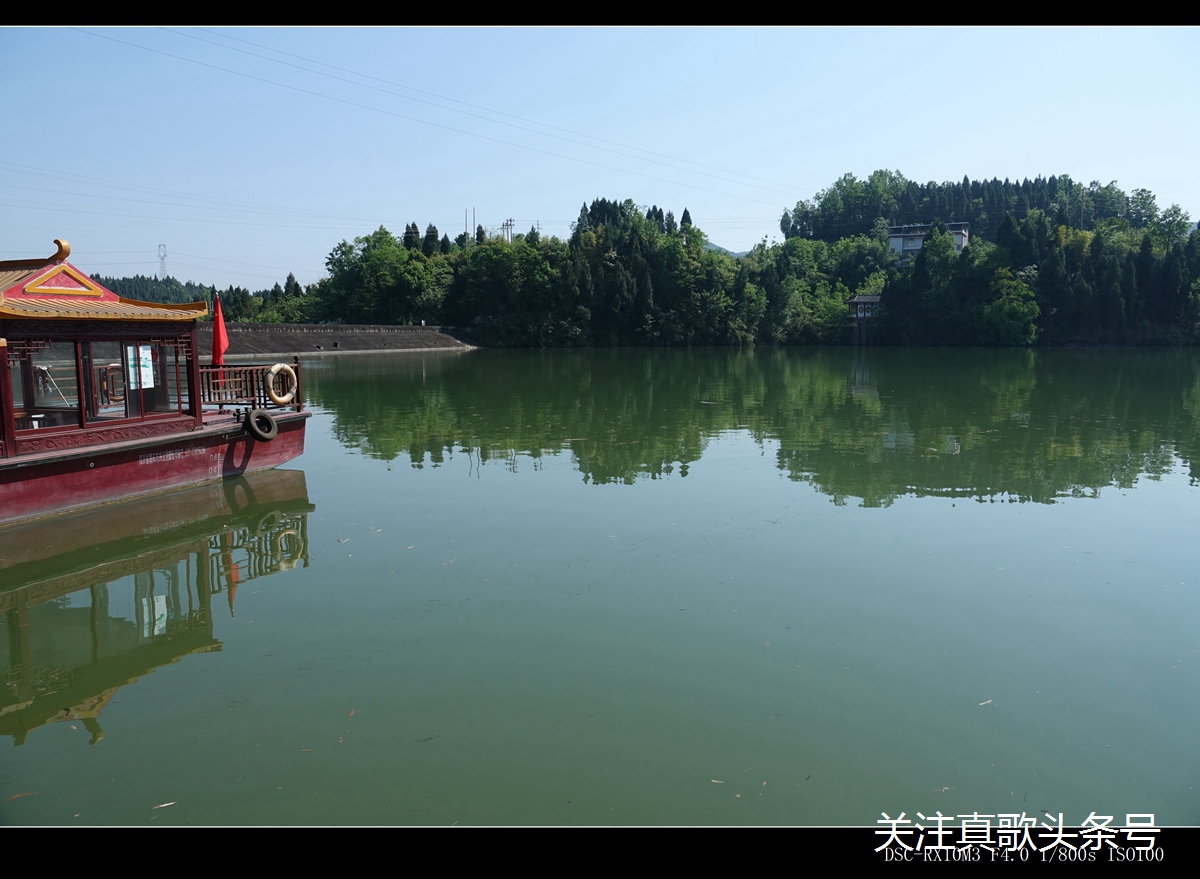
[268,362,297,405]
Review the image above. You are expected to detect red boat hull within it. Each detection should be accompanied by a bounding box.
[0,412,308,527]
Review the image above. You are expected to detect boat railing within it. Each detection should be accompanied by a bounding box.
[198,359,303,412]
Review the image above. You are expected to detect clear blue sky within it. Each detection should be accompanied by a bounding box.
[2,27,1196,289]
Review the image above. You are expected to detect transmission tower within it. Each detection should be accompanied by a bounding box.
[158,244,168,279]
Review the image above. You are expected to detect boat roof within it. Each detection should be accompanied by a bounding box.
[0,239,207,322]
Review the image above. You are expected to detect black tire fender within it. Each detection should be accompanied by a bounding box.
[245,408,279,442]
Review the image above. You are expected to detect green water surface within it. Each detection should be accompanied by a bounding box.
[2,347,1198,825]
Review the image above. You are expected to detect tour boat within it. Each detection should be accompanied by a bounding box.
[0,240,309,527]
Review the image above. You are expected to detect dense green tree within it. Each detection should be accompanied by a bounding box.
[1187,229,1200,281]
[96,275,214,306]
[312,226,446,325]
[219,286,256,321]
[284,272,303,299]
[1136,234,1157,317]
[779,171,1172,245]
[422,224,440,256]
[1151,205,1194,252]
[1128,189,1158,228]
[976,272,1039,345]
[996,213,1024,258]
[402,223,420,250]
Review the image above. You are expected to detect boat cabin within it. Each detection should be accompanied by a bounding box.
[0,240,208,458]
[0,240,309,527]
[1,239,306,463]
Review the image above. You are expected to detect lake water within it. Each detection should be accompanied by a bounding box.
[2,347,1198,825]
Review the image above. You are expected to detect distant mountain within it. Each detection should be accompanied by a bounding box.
[703,243,750,258]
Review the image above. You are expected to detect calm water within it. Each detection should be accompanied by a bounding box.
[2,347,1198,825]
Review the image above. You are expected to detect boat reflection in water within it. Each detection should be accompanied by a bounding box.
[0,469,313,746]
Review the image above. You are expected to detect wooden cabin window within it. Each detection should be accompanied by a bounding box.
[119,342,188,418]
[83,341,129,421]
[145,344,184,415]
[147,344,188,415]
[9,358,26,411]
[27,342,81,430]
[122,344,147,418]
[11,337,193,436]
[79,340,190,423]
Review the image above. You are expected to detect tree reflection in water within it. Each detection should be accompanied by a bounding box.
[305,347,1200,506]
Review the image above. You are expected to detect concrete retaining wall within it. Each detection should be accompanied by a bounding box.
[196,323,473,360]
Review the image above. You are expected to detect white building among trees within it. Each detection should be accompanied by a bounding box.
[888,222,970,261]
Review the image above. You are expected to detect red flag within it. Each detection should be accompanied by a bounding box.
[212,292,229,366]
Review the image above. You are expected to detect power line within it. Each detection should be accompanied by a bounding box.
[191,27,819,198]
[0,162,379,225]
[1,179,361,223]
[163,27,807,201]
[165,260,305,282]
[71,29,787,210]
[172,251,305,272]
[0,196,382,232]
[82,259,312,283]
